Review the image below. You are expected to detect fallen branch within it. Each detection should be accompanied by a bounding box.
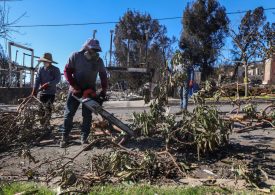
[234,122,264,133]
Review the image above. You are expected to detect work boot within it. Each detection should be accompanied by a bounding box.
[43,126,53,137]
[175,109,184,115]
[175,109,188,115]
[60,135,69,148]
[80,136,89,145]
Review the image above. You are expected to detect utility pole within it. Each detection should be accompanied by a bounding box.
[145,30,149,67]
[104,52,108,66]
[244,61,248,97]
[127,29,131,67]
[8,42,12,86]
[93,30,97,39]
[109,30,114,67]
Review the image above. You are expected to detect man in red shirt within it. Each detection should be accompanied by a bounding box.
[61,39,108,147]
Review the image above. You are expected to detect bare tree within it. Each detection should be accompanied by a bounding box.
[230,7,274,80]
[0,0,26,87]
[0,0,26,40]
[229,7,274,96]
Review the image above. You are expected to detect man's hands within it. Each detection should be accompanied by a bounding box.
[189,80,193,88]
[82,88,97,99]
[40,83,49,90]
[30,83,49,97]
[70,86,107,100]
[31,89,37,97]
[71,85,82,96]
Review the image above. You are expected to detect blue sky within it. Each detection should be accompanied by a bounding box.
[1,0,274,70]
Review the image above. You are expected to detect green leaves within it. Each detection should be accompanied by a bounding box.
[242,103,257,119]
[133,100,174,136]
[133,87,231,161]
[133,75,232,161]
[193,105,232,156]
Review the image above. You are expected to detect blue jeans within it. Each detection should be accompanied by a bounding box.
[62,92,92,138]
[179,80,189,110]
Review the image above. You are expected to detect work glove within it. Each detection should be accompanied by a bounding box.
[71,84,82,96]
[189,80,193,88]
[40,83,49,90]
[99,90,106,98]
[83,88,97,99]
[31,88,37,97]
[98,90,108,105]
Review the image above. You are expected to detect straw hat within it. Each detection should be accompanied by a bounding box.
[38,52,58,64]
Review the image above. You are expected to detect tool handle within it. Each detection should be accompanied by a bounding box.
[72,93,108,105]
[72,94,84,102]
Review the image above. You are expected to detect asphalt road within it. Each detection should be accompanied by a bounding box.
[103,102,272,119]
[1,99,274,128]
[1,101,272,120]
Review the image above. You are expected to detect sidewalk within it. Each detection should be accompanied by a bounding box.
[104,97,275,108]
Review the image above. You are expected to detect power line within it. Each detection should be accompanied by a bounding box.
[8,21,118,27]
[226,7,275,14]
[6,7,275,28]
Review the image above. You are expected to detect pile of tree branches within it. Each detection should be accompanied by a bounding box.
[52,89,68,118]
[0,89,67,151]
[80,149,185,184]
[0,96,46,151]
[18,137,191,193]
[133,81,232,160]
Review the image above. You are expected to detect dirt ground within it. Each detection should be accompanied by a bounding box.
[0,104,275,189]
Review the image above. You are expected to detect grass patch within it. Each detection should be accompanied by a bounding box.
[0,182,270,195]
[89,184,247,195]
[0,182,54,195]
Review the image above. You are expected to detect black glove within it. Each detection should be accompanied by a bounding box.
[98,90,109,104]
[99,90,106,98]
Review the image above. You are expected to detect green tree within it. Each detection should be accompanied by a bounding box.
[180,0,229,80]
[113,10,174,89]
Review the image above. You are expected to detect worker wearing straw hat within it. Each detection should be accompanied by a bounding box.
[31,52,61,129]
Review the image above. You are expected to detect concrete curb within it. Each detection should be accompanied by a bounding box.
[103,98,275,108]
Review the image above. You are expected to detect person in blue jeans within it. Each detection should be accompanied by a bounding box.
[171,51,194,112]
[179,67,194,111]
[61,39,108,148]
